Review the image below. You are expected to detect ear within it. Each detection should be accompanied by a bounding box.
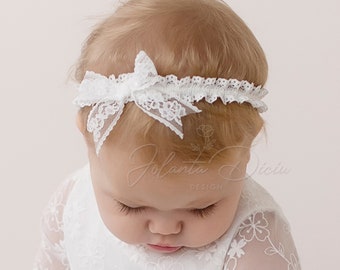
[76,110,86,135]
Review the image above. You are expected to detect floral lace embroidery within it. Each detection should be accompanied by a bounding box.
[223,211,301,270]
[73,51,268,155]
[227,239,246,259]
[33,177,77,270]
[239,211,270,241]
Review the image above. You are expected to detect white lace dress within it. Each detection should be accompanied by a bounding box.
[33,163,301,270]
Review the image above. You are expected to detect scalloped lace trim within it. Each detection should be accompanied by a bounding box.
[73,51,268,155]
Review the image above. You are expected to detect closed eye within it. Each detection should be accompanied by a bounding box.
[116,201,146,215]
[115,201,216,218]
[190,204,216,218]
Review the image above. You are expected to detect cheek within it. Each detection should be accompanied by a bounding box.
[184,213,234,247]
[212,196,241,235]
[101,211,146,244]
[194,213,233,244]
[185,197,241,247]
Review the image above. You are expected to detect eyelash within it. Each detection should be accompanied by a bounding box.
[116,201,216,218]
[190,204,216,218]
[116,202,145,215]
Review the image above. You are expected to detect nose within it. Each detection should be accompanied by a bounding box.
[148,214,183,235]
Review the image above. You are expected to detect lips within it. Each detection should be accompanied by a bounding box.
[147,244,182,253]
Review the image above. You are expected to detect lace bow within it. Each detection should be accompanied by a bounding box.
[73,51,268,155]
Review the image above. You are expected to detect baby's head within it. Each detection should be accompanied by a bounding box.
[73,0,267,252]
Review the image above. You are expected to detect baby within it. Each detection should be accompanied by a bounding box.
[33,0,301,269]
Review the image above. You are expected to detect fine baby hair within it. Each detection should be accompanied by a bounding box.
[73,0,268,165]
[33,0,301,269]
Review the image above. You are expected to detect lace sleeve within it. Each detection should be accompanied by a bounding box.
[33,177,77,270]
[223,211,301,270]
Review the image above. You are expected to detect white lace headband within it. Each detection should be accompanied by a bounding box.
[73,50,268,155]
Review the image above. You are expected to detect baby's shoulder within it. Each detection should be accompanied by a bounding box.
[59,163,91,194]
[224,177,290,241]
[42,164,90,220]
[240,177,285,216]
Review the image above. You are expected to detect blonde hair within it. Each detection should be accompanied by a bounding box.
[73,0,268,164]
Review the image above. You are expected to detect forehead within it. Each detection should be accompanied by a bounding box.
[95,143,245,208]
